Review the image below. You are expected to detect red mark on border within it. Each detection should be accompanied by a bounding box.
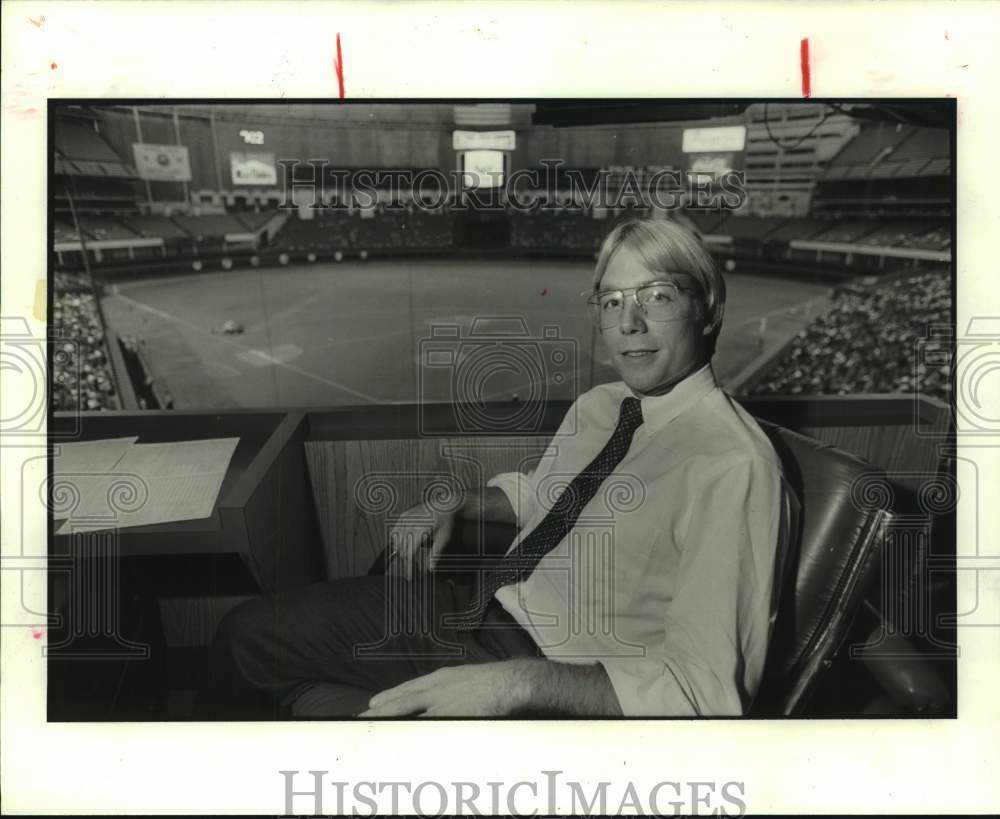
[50,61,58,70]
[334,33,345,98]
[800,38,811,98]
[31,628,44,640]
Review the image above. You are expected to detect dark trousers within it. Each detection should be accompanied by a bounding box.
[195,573,542,720]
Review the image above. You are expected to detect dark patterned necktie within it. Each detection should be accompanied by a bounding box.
[457,396,644,629]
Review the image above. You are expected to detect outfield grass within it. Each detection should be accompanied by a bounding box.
[100,258,831,409]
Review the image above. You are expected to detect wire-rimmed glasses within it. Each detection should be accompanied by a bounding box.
[583,279,700,329]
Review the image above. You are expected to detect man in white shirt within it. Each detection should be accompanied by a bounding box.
[200,217,792,719]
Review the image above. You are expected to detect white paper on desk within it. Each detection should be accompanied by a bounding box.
[113,438,239,477]
[55,437,239,534]
[51,437,138,520]
[52,437,137,475]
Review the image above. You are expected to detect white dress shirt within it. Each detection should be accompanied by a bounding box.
[487,363,793,716]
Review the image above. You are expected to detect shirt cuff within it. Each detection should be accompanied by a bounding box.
[486,471,536,528]
[596,657,742,717]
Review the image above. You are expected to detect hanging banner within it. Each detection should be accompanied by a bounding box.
[681,126,747,153]
[230,151,277,186]
[452,130,516,151]
[132,143,192,182]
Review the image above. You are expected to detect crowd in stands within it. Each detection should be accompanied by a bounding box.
[52,197,952,261]
[908,225,951,250]
[685,213,951,251]
[750,270,951,399]
[509,209,611,252]
[52,283,119,412]
[274,207,454,253]
[855,221,951,250]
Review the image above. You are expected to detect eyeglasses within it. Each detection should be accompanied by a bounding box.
[583,279,700,329]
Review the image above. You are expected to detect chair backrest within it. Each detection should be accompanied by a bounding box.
[750,421,893,716]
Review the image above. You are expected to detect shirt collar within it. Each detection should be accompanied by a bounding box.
[627,363,719,435]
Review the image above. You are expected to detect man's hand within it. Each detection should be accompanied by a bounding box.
[359,663,527,718]
[386,497,460,581]
[358,658,624,717]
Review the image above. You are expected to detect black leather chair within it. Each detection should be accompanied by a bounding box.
[289,422,945,718]
[750,422,891,715]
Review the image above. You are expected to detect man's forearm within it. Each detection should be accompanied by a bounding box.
[505,658,624,716]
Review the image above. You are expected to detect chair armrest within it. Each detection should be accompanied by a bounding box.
[864,629,951,716]
[857,626,952,715]
[367,519,519,576]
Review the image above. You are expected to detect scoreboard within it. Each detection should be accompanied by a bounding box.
[682,125,747,180]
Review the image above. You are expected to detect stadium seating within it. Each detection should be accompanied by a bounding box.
[908,225,951,250]
[171,213,249,240]
[53,178,143,225]
[47,104,955,420]
[509,209,606,251]
[764,219,833,242]
[919,158,951,176]
[52,286,119,412]
[122,215,191,239]
[826,122,907,168]
[269,210,348,252]
[854,221,948,249]
[54,222,88,243]
[750,271,950,399]
[889,127,949,164]
[272,208,455,254]
[75,216,140,241]
[235,210,279,231]
[809,220,879,244]
[54,116,135,178]
[55,118,122,162]
[684,210,729,235]
[825,124,949,181]
[716,216,789,240]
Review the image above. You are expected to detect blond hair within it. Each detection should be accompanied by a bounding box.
[592,217,726,351]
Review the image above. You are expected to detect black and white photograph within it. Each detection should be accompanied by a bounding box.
[44,99,958,725]
[2,2,998,816]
